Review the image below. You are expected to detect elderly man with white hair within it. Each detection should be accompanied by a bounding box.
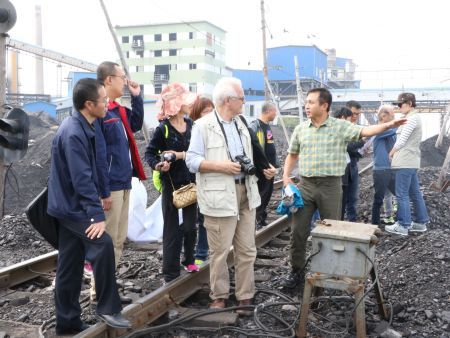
[186,77,260,314]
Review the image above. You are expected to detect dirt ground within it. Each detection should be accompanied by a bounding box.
[1,115,449,337]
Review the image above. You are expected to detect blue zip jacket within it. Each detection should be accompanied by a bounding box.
[373,129,397,170]
[95,95,144,198]
[47,110,105,223]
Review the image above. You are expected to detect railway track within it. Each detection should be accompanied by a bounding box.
[0,179,294,337]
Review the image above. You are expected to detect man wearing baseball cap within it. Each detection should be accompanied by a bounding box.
[385,93,429,236]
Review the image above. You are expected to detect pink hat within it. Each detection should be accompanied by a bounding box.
[156,83,198,121]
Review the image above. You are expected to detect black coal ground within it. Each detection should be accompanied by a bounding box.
[0,117,449,337]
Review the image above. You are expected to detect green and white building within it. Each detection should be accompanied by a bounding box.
[116,21,230,99]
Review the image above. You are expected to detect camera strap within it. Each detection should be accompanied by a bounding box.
[214,111,247,161]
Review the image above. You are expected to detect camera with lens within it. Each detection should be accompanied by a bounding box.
[234,154,256,175]
[161,152,176,163]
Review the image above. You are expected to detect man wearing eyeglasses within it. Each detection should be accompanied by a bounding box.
[282,88,406,290]
[47,78,131,333]
[385,93,429,236]
[91,61,146,303]
[186,77,260,315]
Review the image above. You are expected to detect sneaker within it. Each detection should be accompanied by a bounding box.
[83,262,93,278]
[410,221,428,233]
[382,216,395,225]
[385,222,409,236]
[185,264,199,273]
[194,259,205,267]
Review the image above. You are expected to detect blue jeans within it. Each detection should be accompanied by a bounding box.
[195,211,209,261]
[395,168,429,228]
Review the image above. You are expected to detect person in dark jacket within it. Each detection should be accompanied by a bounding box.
[95,61,146,267]
[47,78,131,334]
[343,100,365,221]
[249,102,278,230]
[145,83,198,283]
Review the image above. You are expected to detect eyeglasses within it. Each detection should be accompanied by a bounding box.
[110,74,127,81]
[229,96,245,103]
[90,97,108,105]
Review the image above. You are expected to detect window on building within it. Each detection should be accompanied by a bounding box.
[136,51,144,58]
[206,32,212,45]
[154,34,162,41]
[154,83,162,94]
[122,36,129,43]
[249,105,254,117]
[154,50,162,57]
[189,83,197,93]
[137,66,144,72]
[189,32,194,39]
[169,49,177,56]
[170,64,177,71]
[189,63,197,70]
[125,51,129,58]
[205,49,215,58]
[169,33,177,41]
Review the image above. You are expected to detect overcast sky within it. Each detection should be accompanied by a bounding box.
[7,0,450,95]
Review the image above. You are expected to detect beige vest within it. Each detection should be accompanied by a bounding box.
[195,112,261,217]
[391,110,422,169]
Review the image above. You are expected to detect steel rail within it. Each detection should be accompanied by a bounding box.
[0,250,58,289]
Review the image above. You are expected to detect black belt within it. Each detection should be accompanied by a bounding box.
[235,177,246,185]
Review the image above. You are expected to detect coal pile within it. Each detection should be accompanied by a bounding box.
[420,134,450,168]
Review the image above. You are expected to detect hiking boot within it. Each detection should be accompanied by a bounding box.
[385,222,409,236]
[236,298,253,316]
[210,298,225,309]
[410,221,428,233]
[282,271,302,289]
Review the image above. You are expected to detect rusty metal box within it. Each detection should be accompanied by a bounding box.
[310,219,380,279]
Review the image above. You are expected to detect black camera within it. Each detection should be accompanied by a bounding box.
[234,154,256,175]
[162,152,176,163]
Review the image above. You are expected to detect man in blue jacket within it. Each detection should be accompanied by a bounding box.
[371,105,397,225]
[47,78,131,334]
[93,62,146,294]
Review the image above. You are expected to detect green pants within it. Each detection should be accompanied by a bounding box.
[290,176,342,272]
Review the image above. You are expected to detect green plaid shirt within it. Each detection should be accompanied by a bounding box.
[288,116,363,177]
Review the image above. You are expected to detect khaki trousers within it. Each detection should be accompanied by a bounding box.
[104,189,130,267]
[204,184,256,301]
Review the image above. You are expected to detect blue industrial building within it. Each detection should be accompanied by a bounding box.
[23,101,57,118]
[233,45,358,103]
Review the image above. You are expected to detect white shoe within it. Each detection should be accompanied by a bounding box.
[385,222,409,236]
[410,221,427,232]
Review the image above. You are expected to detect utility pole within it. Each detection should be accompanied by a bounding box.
[294,56,304,123]
[0,0,17,217]
[260,0,269,101]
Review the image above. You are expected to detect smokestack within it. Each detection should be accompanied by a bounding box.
[35,5,44,94]
[7,50,19,93]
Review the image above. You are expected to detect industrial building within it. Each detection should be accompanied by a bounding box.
[115,21,231,98]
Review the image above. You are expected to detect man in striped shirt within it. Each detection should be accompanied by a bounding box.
[385,93,429,236]
[282,88,406,289]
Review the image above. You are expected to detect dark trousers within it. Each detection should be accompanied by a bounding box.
[161,181,197,282]
[290,176,342,272]
[371,169,396,225]
[195,211,209,261]
[55,218,121,330]
[344,164,359,221]
[256,176,274,226]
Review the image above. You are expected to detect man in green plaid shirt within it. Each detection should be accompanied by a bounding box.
[282,88,406,289]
